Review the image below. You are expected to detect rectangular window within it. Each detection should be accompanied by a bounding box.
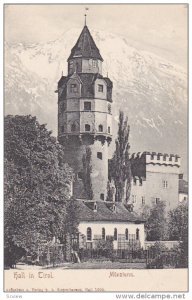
[98,84,103,92]
[142,196,145,205]
[155,197,160,204]
[163,180,168,189]
[84,102,91,111]
[61,125,64,133]
[97,152,102,160]
[70,83,77,93]
[132,195,136,203]
[100,193,104,200]
[108,126,110,133]
[69,61,73,72]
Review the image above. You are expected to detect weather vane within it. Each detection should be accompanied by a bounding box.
[84,7,89,26]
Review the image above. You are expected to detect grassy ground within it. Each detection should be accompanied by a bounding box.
[61,261,146,269]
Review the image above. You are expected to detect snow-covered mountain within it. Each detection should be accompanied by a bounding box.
[5,28,188,174]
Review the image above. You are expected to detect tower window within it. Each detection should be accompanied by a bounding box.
[69,60,73,71]
[94,203,97,211]
[97,152,102,160]
[108,104,111,114]
[61,125,64,133]
[108,126,110,133]
[84,102,91,111]
[71,123,76,132]
[87,227,92,241]
[142,196,145,205]
[125,228,129,241]
[114,228,117,241]
[136,228,140,240]
[70,83,77,93]
[102,228,105,240]
[163,180,168,189]
[132,195,136,203]
[98,84,104,92]
[98,124,103,132]
[85,124,90,132]
[93,60,97,67]
[100,193,104,200]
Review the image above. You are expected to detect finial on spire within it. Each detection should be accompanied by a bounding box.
[84,7,89,26]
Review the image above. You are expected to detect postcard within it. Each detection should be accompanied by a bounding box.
[3,3,188,295]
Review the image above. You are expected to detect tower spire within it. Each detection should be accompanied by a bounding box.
[84,7,89,26]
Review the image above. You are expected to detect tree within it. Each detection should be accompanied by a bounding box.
[167,203,188,267]
[109,111,132,203]
[82,146,93,200]
[168,203,188,241]
[142,201,167,241]
[4,115,78,265]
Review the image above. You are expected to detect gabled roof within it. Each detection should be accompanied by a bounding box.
[68,25,103,62]
[75,200,145,223]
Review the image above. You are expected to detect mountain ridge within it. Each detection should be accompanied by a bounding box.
[5,28,188,175]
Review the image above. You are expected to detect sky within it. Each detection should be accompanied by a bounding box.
[4,4,188,68]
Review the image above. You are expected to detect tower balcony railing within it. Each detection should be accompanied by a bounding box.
[59,131,112,138]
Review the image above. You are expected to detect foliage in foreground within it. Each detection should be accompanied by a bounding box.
[4,115,79,265]
[109,111,132,203]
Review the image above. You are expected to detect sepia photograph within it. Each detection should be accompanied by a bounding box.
[3,3,188,293]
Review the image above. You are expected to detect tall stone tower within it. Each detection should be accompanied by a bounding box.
[57,24,113,201]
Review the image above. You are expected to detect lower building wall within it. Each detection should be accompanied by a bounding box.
[131,170,179,213]
[78,221,145,249]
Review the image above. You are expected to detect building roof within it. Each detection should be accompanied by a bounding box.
[75,200,145,223]
[179,179,188,194]
[68,25,103,62]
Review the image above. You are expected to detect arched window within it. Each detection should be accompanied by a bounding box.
[87,227,92,241]
[71,123,76,132]
[136,228,140,240]
[125,228,129,240]
[102,228,105,240]
[85,124,90,132]
[98,124,103,132]
[114,228,117,241]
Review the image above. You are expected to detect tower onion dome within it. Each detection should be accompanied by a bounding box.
[67,25,103,62]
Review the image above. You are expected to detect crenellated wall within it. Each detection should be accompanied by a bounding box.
[130,151,181,212]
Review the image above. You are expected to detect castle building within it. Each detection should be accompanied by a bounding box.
[130,151,181,213]
[57,23,145,250]
[57,24,112,201]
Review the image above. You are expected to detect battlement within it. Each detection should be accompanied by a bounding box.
[131,151,181,167]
